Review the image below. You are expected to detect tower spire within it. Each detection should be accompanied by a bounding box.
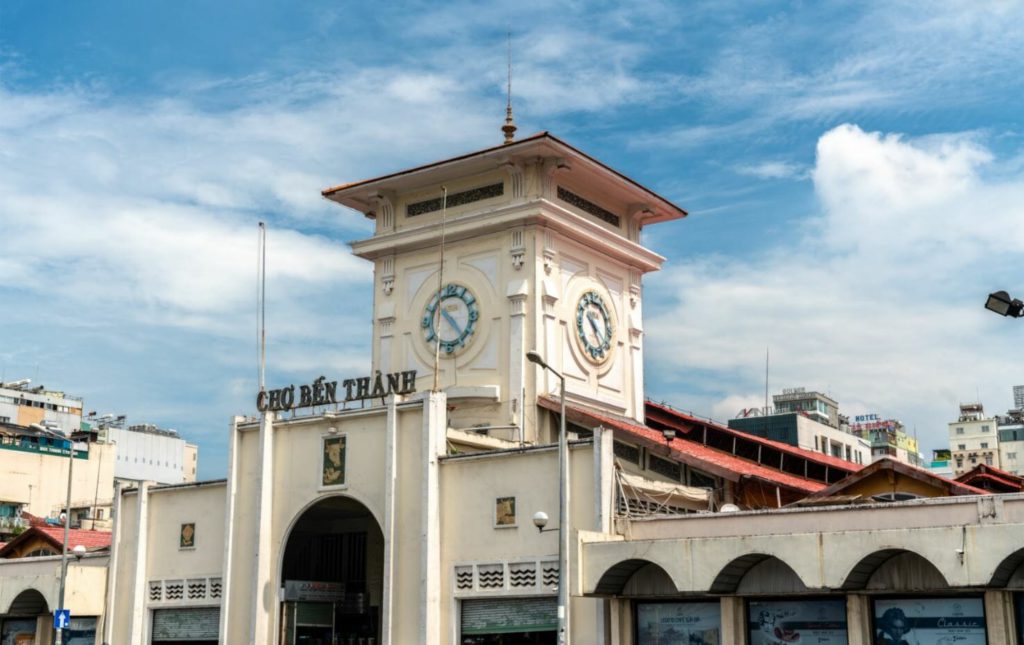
[502,29,517,145]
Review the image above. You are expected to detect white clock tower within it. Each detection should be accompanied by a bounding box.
[324,132,686,444]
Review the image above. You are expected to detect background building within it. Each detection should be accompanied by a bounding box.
[91,417,198,484]
[948,402,1000,476]
[0,421,115,538]
[997,409,1024,476]
[848,414,921,466]
[729,388,868,466]
[0,381,83,436]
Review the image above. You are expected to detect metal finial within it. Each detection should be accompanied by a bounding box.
[502,29,517,145]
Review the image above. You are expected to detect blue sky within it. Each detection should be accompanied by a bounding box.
[2,1,1023,479]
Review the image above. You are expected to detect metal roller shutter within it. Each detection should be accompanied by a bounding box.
[151,607,220,642]
[461,597,557,635]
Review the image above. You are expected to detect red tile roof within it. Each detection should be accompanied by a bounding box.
[801,457,989,501]
[960,472,1021,491]
[645,400,862,475]
[540,397,826,494]
[0,525,111,557]
[35,526,112,550]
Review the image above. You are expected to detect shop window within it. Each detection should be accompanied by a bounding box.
[637,601,720,644]
[749,598,846,643]
[874,596,985,643]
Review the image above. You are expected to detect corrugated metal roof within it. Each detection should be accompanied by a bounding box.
[645,400,862,475]
[539,397,826,494]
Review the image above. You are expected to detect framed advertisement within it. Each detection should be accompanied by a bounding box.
[872,596,986,644]
[636,600,721,645]
[321,434,347,489]
[748,598,847,645]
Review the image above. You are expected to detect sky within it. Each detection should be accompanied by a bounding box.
[2,1,1023,479]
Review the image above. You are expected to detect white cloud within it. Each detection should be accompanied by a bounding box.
[647,124,1024,453]
[734,161,808,180]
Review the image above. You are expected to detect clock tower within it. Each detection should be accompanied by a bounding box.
[323,132,685,444]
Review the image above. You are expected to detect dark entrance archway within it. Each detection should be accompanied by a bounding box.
[279,495,384,645]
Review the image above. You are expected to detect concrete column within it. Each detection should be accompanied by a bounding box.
[127,481,150,643]
[419,392,446,645]
[720,596,747,645]
[846,594,872,645]
[218,416,242,642]
[507,279,528,433]
[985,590,1016,644]
[100,479,122,645]
[381,396,399,645]
[592,428,615,644]
[249,411,274,644]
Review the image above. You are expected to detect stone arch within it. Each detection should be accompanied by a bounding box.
[276,493,386,644]
[594,559,676,596]
[841,548,948,591]
[988,547,1024,588]
[4,588,50,616]
[710,554,806,594]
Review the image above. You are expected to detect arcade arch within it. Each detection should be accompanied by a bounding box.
[278,495,384,645]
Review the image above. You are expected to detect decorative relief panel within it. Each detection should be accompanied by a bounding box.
[148,577,223,606]
[453,560,559,597]
[406,183,504,217]
[510,229,525,271]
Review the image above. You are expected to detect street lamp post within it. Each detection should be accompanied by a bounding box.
[33,424,75,645]
[56,431,75,645]
[525,350,570,645]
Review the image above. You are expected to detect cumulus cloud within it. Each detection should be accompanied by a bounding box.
[647,124,1024,451]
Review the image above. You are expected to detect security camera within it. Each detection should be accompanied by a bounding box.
[532,511,549,532]
[72,545,86,560]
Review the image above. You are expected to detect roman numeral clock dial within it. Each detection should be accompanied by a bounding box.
[422,283,479,355]
[575,290,614,362]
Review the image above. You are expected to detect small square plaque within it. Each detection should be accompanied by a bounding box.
[495,496,516,527]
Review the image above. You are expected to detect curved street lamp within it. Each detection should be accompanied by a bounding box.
[525,350,570,645]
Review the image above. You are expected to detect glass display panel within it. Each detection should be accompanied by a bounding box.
[748,598,848,644]
[636,601,721,645]
[873,596,985,644]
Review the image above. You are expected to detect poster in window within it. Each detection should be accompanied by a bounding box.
[637,601,720,645]
[873,597,985,644]
[748,598,847,644]
[321,435,346,487]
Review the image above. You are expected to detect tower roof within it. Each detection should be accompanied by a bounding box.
[322,132,687,226]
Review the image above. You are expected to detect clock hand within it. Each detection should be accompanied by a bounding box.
[587,312,602,339]
[440,309,463,336]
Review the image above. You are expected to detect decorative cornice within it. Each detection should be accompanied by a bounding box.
[350,200,666,273]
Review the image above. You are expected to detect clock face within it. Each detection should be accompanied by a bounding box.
[422,283,479,354]
[575,290,613,361]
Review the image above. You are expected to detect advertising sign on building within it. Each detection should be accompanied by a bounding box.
[637,601,720,645]
[283,580,346,602]
[748,598,847,645]
[873,597,986,644]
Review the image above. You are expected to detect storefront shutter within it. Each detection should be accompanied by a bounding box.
[461,597,557,635]
[151,607,220,641]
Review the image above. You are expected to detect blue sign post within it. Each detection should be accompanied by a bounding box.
[54,609,71,630]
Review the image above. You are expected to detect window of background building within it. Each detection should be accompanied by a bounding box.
[1009,452,1018,460]
[958,444,966,450]
[983,425,991,432]
[981,443,989,449]
[957,427,964,434]
[986,455,993,465]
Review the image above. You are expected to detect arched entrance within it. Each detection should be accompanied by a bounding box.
[1,589,48,644]
[279,495,384,645]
